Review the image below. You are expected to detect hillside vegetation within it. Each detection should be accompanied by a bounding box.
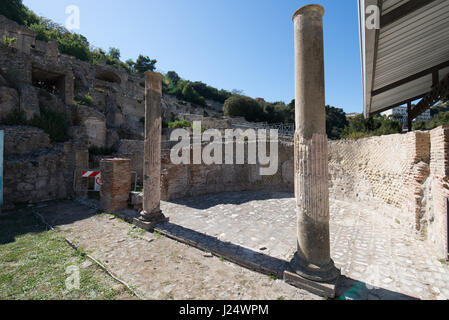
[4,0,442,140]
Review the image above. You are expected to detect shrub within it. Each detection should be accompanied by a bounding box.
[341,114,402,139]
[344,132,371,140]
[75,94,93,107]
[412,110,449,131]
[182,83,207,107]
[28,19,91,62]
[1,107,70,143]
[0,108,27,126]
[1,35,17,47]
[223,95,264,122]
[167,120,191,129]
[29,107,69,143]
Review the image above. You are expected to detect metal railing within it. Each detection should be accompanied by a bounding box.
[232,121,295,137]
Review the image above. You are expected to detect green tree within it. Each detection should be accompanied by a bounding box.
[166,71,180,85]
[341,114,402,140]
[0,0,33,25]
[223,95,264,122]
[108,47,120,60]
[134,55,157,74]
[182,83,207,107]
[413,110,449,131]
[326,105,348,140]
[287,100,348,139]
[125,59,135,71]
[28,18,91,61]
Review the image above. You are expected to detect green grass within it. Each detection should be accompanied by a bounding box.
[153,231,162,240]
[439,259,449,266]
[0,211,134,300]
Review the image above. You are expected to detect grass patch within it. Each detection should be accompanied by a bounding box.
[0,107,70,143]
[153,231,162,240]
[0,211,134,300]
[167,120,191,129]
[439,259,449,266]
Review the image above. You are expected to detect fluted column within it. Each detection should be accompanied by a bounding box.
[284,4,340,298]
[137,71,168,230]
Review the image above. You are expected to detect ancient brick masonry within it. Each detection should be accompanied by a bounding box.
[404,131,431,231]
[100,158,131,212]
[328,128,449,259]
[429,127,449,258]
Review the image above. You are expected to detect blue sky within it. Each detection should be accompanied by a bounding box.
[23,0,363,113]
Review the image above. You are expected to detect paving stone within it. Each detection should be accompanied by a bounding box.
[160,191,449,300]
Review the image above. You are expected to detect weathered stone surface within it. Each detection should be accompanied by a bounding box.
[160,191,449,300]
[290,4,339,290]
[18,84,39,120]
[0,15,36,54]
[100,158,132,212]
[0,86,19,120]
[141,72,165,221]
[37,200,319,300]
[37,89,66,114]
[76,105,107,148]
[0,126,51,156]
[106,129,120,149]
[117,139,144,183]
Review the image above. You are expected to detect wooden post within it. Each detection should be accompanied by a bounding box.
[407,101,413,132]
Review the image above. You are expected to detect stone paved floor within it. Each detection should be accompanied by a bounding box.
[160,192,449,300]
[36,201,319,300]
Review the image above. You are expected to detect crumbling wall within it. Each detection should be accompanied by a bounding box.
[160,139,294,201]
[328,129,449,258]
[1,126,88,207]
[425,127,449,258]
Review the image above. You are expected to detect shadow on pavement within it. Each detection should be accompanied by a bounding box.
[23,199,421,300]
[335,276,420,300]
[169,191,294,210]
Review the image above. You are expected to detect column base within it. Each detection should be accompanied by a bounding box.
[134,210,169,231]
[284,270,339,299]
[284,253,340,298]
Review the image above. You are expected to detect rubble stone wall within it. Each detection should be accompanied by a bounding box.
[1,126,88,206]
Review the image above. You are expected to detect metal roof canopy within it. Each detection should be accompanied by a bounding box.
[359,0,449,118]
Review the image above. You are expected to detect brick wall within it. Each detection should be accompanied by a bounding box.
[427,127,449,258]
[100,158,131,212]
[328,128,448,258]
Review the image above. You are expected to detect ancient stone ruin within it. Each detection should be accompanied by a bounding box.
[1,4,449,300]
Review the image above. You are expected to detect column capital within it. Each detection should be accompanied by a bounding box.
[144,71,163,93]
[292,4,324,21]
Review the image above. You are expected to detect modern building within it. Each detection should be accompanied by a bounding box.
[383,107,431,124]
[346,112,361,118]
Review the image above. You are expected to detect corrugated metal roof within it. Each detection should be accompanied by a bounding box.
[359,0,449,117]
[382,0,410,14]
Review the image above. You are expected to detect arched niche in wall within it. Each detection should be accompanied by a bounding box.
[95,70,122,84]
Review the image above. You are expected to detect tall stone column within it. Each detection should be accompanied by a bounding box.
[284,4,340,298]
[136,71,168,230]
